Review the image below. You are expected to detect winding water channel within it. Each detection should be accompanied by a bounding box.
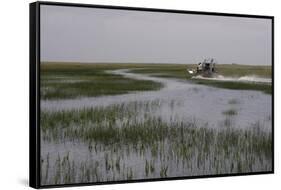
[41,69,272,130]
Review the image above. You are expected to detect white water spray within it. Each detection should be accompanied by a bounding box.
[192,75,271,84]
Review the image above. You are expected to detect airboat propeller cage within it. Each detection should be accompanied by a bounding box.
[197,58,217,77]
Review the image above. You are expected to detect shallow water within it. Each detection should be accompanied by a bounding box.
[40,69,272,185]
[41,136,271,184]
[41,69,272,130]
[192,74,272,83]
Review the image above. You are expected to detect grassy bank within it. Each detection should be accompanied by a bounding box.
[130,64,272,94]
[41,62,163,100]
[131,64,271,78]
[41,62,272,98]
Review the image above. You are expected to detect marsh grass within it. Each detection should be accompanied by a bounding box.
[40,63,272,185]
[129,64,272,94]
[41,63,163,100]
[131,64,271,79]
[41,63,272,99]
[41,101,272,185]
[223,109,238,116]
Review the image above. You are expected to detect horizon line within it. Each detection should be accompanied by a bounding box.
[40,61,271,66]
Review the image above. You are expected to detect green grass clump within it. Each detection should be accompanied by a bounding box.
[214,64,271,78]
[41,62,163,100]
[41,103,272,160]
[222,109,238,116]
[131,64,189,79]
[41,101,272,185]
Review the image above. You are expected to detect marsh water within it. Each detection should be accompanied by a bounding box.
[42,69,271,130]
[41,69,272,185]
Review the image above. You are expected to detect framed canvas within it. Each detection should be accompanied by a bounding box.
[29,1,274,188]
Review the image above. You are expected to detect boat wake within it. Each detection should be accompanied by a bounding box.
[192,75,271,84]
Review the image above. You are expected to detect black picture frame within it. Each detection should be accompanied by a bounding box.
[30,1,274,189]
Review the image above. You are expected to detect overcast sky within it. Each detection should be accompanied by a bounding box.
[40,5,272,65]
